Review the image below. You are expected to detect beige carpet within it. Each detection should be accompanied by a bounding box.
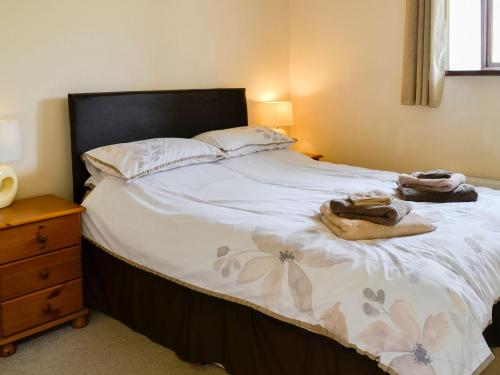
[0,312,226,375]
[0,311,498,375]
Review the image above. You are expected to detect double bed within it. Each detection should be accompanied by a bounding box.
[69,88,500,375]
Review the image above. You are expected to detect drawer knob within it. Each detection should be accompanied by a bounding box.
[36,233,48,244]
[42,304,52,314]
[39,269,50,280]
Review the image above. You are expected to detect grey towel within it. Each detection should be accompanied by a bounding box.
[416,169,452,179]
[330,198,411,226]
[397,184,478,203]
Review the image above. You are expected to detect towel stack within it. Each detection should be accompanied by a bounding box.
[397,170,478,203]
[320,190,436,241]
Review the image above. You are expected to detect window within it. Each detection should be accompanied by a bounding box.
[448,0,500,74]
[488,0,500,66]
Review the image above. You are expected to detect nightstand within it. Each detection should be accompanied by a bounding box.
[0,195,89,357]
[302,152,323,161]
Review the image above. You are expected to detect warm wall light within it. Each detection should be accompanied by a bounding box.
[0,119,21,208]
[261,101,294,134]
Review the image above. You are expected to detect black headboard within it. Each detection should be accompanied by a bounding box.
[68,88,248,203]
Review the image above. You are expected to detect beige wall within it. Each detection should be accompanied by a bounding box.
[290,0,500,180]
[4,0,498,203]
[0,0,290,200]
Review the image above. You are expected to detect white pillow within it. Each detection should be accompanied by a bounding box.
[83,164,107,189]
[82,138,225,182]
[193,126,296,158]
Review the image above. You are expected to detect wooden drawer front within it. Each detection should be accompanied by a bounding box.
[0,215,80,265]
[0,279,83,337]
[0,246,81,301]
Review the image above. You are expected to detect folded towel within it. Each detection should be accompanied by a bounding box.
[398,173,466,192]
[397,183,478,203]
[330,198,411,226]
[415,169,452,180]
[320,202,436,241]
[348,190,392,207]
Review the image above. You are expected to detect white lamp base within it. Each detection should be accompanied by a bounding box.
[0,164,18,209]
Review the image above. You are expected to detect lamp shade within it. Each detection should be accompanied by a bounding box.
[261,101,294,128]
[0,119,21,163]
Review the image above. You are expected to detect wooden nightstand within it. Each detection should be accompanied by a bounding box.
[302,152,323,161]
[0,195,89,357]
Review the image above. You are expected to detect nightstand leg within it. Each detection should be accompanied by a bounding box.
[0,342,16,357]
[71,315,89,329]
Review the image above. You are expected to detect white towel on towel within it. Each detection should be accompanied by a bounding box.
[398,172,466,192]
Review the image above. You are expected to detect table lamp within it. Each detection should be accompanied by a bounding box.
[0,119,21,208]
[261,101,294,135]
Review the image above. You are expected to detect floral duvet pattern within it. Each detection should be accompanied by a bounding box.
[82,149,500,375]
[215,228,344,313]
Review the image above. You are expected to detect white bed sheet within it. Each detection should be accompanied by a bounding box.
[82,149,500,375]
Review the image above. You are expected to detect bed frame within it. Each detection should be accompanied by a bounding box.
[68,88,499,375]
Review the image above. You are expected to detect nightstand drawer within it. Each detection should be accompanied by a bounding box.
[0,246,81,301]
[0,215,80,265]
[0,279,83,337]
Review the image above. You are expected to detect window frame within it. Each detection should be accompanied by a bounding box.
[447,0,500,75]
[484,0,500,68]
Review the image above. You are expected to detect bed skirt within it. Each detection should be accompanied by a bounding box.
[82,240,499,375]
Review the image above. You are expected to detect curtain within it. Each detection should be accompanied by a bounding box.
[401,0,448,108]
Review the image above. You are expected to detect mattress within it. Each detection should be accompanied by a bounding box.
[82,149,500,375]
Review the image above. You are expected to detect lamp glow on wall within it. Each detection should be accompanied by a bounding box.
[0,119,21,208]
[261,101,294,135]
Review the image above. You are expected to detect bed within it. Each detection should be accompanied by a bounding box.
[69,88,500,375]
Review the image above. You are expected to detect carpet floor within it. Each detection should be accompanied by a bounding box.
[0,311,498,375]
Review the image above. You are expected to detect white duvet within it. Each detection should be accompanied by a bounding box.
[82,149,500,375]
